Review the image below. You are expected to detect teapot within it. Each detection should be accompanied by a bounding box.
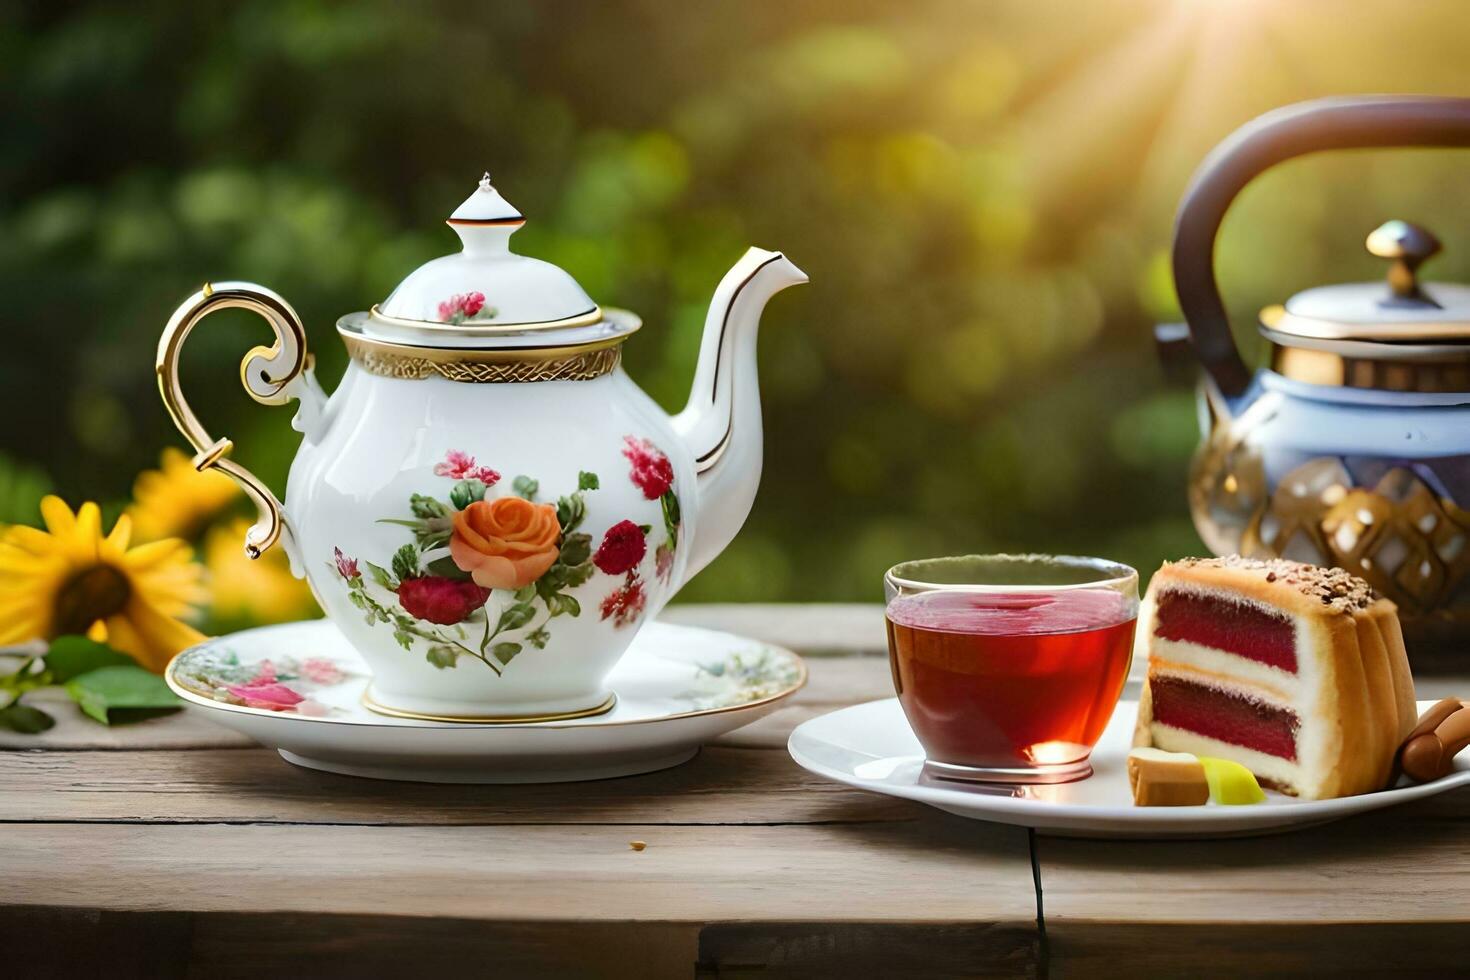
[1166,96,1470,655]
[156,174,805,720]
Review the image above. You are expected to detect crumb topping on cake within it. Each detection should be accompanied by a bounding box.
[1168,556,1376,611]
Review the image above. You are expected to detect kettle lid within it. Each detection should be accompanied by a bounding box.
[1264,220,1470,344]
[372,174,603,332]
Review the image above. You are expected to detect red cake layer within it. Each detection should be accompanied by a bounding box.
[1150,674,1299,760]
[1153,590,1297,673]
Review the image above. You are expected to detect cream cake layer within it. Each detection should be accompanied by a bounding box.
[1146,637,1300,703]
[1134,557,1417,800]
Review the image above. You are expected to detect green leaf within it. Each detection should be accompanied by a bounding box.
[0,655,46,697]
[578,471,600,491]
[42,636,135,683]
[512,475,539,501]
[410,494,450,519]
[563,561,595,588]
[537,565,569,593]
[449,479,487,510]
[514,585,538,602]
[556,493,586,532]
[558,532,592,567]
[64,666,180,726]
[661,489,681,529]
[495,602,536,633]
[0,702,55,734]
[392,543,421,582]
[526,627,550,649]
[418,528,452,550]
[491,642,522,666]
[546,592,582,618]
[392,629,414,651]
[425,646,459,670]
[365,561,396,589]
[425,555,471,580]
[638,524,652,535]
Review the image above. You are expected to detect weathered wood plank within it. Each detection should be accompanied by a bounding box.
[1,820,1036,924]
[0,907,701,980]
[1036,787,1470,971]
[0,745,914,826]
[1041,922,1468,979]
[0,907,1038,980]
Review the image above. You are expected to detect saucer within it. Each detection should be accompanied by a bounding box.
[788,698,1470,839]
[167,619,805,783]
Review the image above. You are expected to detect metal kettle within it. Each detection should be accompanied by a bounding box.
[1166,95,1470,657]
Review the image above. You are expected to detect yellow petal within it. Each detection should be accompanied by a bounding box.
[107,597,206,673]
[1,524,60,557]
[73,502,102,550]
[122,538,193,572]
[107,512,133,551]
[0,608,48,645]
[39,495,77,536]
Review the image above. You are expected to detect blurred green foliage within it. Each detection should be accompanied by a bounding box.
[7,0,1470,604]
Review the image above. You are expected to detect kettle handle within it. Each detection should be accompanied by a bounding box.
[1173,95,1470,397]
[155,282,313,559]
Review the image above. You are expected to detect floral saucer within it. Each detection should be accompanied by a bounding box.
[167,619,805,783]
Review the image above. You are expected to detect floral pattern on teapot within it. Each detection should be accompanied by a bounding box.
[436,291,497,324]
[329,437,682,677]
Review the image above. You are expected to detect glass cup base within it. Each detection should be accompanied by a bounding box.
[921,757,1094,785]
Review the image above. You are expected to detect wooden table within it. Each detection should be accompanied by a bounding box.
[4,604,1468,978]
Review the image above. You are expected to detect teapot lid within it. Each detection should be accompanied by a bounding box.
[360,174,628,348]
[1263,220,1470,344]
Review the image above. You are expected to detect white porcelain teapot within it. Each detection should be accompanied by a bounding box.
[157,174,806,721]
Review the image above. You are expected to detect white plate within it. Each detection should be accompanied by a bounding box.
[167,619,805,784]
[788,698,1470,838]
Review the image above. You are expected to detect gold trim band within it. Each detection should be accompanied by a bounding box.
[341,330,624,382]
[1272,343,1470,392]
[361,688,618,723]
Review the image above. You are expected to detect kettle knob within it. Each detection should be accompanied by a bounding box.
[1366,219,1441,302]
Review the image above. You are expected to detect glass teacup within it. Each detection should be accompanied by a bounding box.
[884,554,1139,784]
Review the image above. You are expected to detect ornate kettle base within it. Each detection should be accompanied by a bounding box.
[1193,451,1470,668]
[361,688,618,724]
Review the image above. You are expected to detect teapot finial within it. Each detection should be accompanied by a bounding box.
[1367,219,1441,304]
[479,171,493,191]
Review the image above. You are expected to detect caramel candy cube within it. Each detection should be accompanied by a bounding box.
[1127,747,1210,806]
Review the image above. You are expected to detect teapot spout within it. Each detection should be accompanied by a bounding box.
[672,247,807,582]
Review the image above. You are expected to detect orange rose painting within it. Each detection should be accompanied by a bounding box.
[450,497,561,590]
[332,445,676,676]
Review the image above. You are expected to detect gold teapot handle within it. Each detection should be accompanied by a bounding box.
[156,281,312,559]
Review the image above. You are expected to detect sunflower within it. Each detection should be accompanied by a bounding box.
[126,447,241,544]
[0,496,207,672]
[204,517,319,627]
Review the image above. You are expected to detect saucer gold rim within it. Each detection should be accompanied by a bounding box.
[360,689,617,724]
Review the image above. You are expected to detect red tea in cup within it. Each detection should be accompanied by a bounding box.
[884,556,1137,783]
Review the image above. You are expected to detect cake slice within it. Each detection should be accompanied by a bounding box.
[1134,557,1416,799]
